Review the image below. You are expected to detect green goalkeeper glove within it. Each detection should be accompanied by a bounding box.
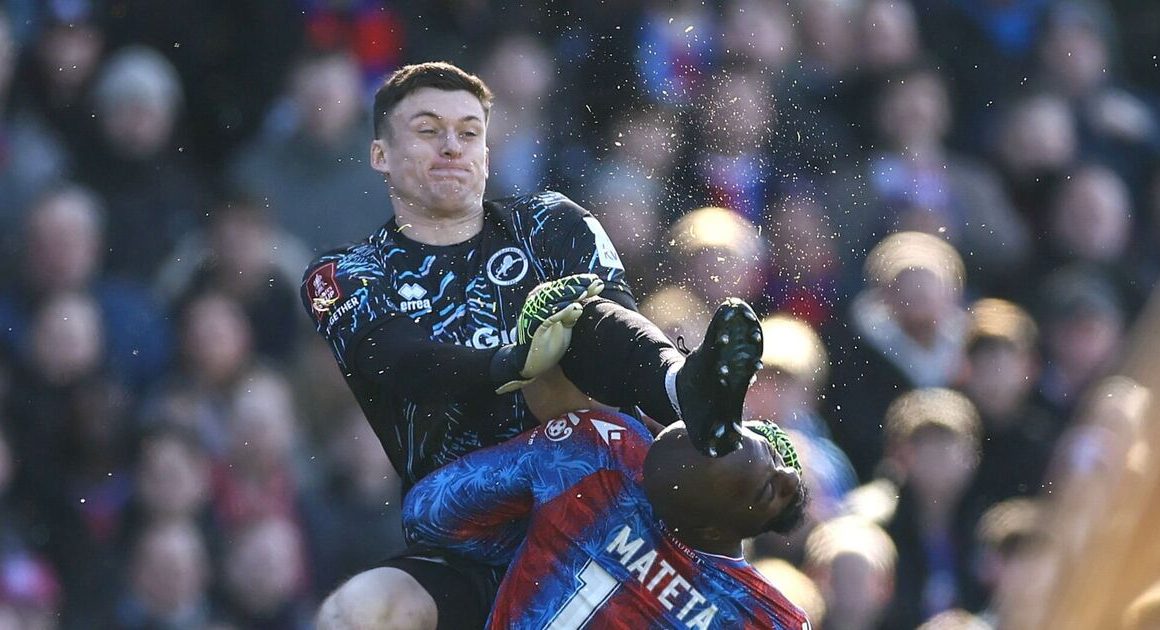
[491,273,605,394]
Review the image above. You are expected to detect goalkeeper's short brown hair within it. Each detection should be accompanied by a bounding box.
[373,61,494,139]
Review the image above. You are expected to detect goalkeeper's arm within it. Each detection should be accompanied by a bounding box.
[350,274,610,401]
[490,273,605,393]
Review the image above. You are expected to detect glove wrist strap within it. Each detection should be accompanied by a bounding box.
[489,344,526,387]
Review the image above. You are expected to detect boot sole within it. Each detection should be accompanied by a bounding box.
[707,298,764,431]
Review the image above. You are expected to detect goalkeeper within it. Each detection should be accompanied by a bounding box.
[303,61,764,630]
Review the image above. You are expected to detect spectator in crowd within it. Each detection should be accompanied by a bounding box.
[782,0,863,171]
[990,91,1080,228]
[220,515,313,630]
[682,66,780,223]
[666,205,768,309]
[847,0,924,149]
[833,63,1030,292]
[1040,163,1147,312]
[959,299,1058,516]
[12,0,105,159]
[0,421,61,630]
[762,189,842,325]
[913,0,1054,149]
[588,106,682,294]
[719,0,797,73]
[1035,267,1126,419]
[0,183,171,393]
[310,406,407,598]
[547,1,647,192]
[113,519,219,629]
[881,388,982,629]
[0,7,68,242]
[1035,1,1160,190]
[972,497,1046,625]
[633,0,716,110]
[477,32,557,198]
[212,369,309,532]
[230,48,388,253]
[120,424,220,557]
[826,231,970,481]
[104,0,305,164]
[79,45,208,281]
[7,290,133,626]
[141,290,256,458]
[803,515,897,630]
[158,195,312,363]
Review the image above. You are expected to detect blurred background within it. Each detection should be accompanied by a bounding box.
[0,0,1157,628]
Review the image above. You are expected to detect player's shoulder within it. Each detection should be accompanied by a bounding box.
[488,190,590,219]
[301,224,397,284]
[541,409,653,451]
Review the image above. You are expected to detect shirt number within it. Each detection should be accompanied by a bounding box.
[547,560,620,629]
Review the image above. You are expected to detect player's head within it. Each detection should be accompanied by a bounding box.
[643,420,808,545]
[372,62,494,141]
[370,62,493,216]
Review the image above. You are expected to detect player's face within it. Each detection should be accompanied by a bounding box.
[718,428,804,538]
[372,87,489,218]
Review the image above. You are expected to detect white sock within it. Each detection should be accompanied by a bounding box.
[664,360,683,420]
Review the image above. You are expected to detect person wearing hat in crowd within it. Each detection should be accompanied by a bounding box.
[802,514,897,630]
[825,231,970,482]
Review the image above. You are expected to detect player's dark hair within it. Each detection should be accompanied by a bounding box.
[373,61,494,139]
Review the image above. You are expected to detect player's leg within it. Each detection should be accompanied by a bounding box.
[316,553,500,630]
[317,567,436,630]
[561,297,763,456]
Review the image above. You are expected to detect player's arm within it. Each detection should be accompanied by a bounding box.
[301,251,492,401]
[403,413,623,563]
[303,252,600,400]
[401,426,540,565]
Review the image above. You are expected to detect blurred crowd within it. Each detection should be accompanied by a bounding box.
[0,0,1158,628]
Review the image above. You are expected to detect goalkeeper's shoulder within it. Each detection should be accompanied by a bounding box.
[489,190,592,221]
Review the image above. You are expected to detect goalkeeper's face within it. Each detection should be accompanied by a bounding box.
[709,423,807,538]
[372,87,489,218]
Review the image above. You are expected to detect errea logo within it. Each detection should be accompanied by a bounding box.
[399,283,427,301]
[398,283,431,312]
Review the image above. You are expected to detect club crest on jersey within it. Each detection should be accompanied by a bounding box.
[545,412,583,442]
[398,282,431,312]
[486,247,529,286]
[306,262,342,322]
